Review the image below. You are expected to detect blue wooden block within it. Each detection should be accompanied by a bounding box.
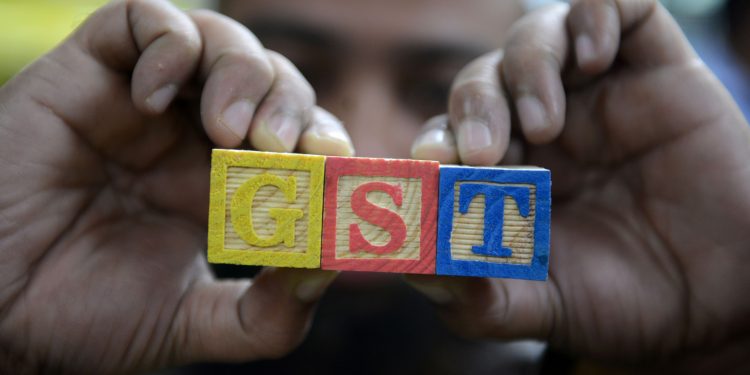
[436,166,551,280]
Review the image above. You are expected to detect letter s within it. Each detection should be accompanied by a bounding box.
[349,182,407,255]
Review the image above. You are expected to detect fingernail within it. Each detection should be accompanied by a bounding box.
[300,129,355,157]
[253,110,301,152]
[221,100,255,141]
[413,128,449,151]
[516,96,547,136]
[146,84,178,113]
[411,128,458,163]
[300,110,355,156]
[294,271,338,303]
[576,34,597,66]
[405,278,454,305]
[456,119,492,158]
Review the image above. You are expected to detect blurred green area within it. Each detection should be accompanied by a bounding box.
[0,0,209,84]
[0,0,105,83]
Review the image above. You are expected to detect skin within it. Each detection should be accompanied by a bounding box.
[406,0,750,372]
[0,0,748,374]
[0,1,351,373]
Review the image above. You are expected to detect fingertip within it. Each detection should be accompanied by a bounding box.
[516,96,548,141]
[298,107,355,157]
[262,267,339,303]
[247,51,315,153]
[212,99,255,147]
[448,51,510,166]
[129,2,202,115]
[575,33,598,70]
[574,31,616,74]
[455,119,505,166]
[249,109,303,153]
[144,83,179,114]
[411,129,459,164]
[569,0,620,74]
[291,270,339,303]
[501,5,570,147]
[516,95,563,144]
[299,130,355,157]
[411,115,459,164]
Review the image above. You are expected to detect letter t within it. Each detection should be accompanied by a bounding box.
[458,184,531,257]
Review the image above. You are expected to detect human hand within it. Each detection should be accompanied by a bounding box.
[408,0,750,371]
[0,0,353,373]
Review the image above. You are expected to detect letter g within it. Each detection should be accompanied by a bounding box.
[231,174,304,247]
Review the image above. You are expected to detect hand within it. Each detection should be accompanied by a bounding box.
[408,0,750,371]
[0,0,353,373]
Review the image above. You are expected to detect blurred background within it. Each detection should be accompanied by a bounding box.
[2,0,749,118]
[1,0,747,374]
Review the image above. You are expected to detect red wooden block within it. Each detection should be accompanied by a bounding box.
[322,156,439,274]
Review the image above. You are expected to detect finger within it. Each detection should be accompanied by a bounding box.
[411,114,459,164]
[404,275,560,341]
[189,10,275,148]
[51,0,200,149]
[248,51,316,153]
[501,3,568,145]
[129,0,202,115]
[171,268,338,363]
[560,0,705,160]
[449,51,510,166]
[298,106,355,156]
[75,0,202,115]
[568,0,696,72]
[567,0,620,74]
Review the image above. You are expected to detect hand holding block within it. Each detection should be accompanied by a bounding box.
[436,166,551,280]
[207,149,325,268]
[322,157,439,274]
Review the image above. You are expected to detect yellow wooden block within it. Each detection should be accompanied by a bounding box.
[207,149,325,268]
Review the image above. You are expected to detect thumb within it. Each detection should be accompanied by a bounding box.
[404,274,560,341]
[169,268,338,364]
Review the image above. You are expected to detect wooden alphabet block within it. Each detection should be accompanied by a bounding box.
[321,157,439,274]
[207,149,325,268]
[436,166,551,280]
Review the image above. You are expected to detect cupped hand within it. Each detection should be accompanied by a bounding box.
[0,0,353,373]
[409,0,750,371]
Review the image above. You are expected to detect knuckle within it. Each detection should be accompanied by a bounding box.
[274,74,315,105]
[289,79,316,105]
[450,79,499,102]
[188,8,237,27]
[216,50,275,83]
[502,48,560,89]
[239,52,275,79]
[448,78,508,125]
[504,43,552,70]
[168,28,202,57]
[187,8,218,19]
[267,50,316,102]
[453,51,502,85]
